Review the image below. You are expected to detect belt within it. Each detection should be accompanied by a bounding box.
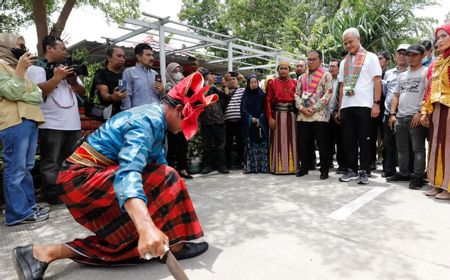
[67,142,116,168]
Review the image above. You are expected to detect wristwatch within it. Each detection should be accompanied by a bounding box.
[373,100,381,105]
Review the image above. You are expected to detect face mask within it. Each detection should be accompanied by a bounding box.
[173,72,184,81]
[10,47,27,59]
[422,57,430,64]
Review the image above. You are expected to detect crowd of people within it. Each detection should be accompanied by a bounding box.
[0,22,449,279]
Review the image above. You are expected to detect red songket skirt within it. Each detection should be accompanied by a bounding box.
[56,143,204,266]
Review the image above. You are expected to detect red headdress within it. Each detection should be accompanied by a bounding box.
[167,72,218,140]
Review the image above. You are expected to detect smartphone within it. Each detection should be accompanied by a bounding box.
[118,79,127,91]
[215,75,223,84]
[155,74,161,83]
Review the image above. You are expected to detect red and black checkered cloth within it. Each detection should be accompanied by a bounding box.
[56,161,204,266]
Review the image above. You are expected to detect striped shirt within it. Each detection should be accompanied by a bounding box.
[224,88,244,121]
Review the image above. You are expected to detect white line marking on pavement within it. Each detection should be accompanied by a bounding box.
[328,187,389,220]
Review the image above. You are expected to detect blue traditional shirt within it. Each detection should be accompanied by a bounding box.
[121,63,161,110]
[86,104,167,209]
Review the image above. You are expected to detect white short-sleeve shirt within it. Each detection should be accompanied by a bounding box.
[27,65,82,130]
[338,51,382,109]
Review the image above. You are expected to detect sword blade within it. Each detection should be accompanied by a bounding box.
[165,251,189,280]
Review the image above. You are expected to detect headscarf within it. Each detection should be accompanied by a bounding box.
[167,72,218,140]
[0,33,23,68]
[241,74,268,140]
[435,23,450,58]
[166,62,184,87]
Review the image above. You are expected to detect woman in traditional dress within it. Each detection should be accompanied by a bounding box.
[241,74,269,173]
[420,23,450,200]
[12,73,218,280]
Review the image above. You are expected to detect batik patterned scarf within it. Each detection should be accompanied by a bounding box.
[343,47,367,96]
[301,67,325,107]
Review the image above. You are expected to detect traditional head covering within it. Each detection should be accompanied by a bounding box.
[0,33,23,68]
[167,72,218,140]
[436,23,450,58]
[166,62,183,87]
[277,61,291,71]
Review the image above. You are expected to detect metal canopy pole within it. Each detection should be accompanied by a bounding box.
[227,42,233,71]
[158,17,169,85]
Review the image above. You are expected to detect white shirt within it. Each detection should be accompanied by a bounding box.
[338,51,382,109]
[27,65,82,130]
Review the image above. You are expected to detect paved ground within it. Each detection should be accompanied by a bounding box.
[1,168,450,280]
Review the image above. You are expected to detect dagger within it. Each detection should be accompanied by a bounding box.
[144,245,190,280]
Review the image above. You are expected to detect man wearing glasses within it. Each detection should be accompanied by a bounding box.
[381,44,409,178]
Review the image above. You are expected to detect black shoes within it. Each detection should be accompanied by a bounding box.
[409,177,425,189]
[320,172,329,180]
[217,167,229,174]
[387,173,410,182]
[296,168,309,177]
[179,173,193,179]
[172,242,209,260]
[200,166,213,174]
[13,245,48,280]
[382,171,396,178]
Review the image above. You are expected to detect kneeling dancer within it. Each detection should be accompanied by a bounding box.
[13,73,218,280]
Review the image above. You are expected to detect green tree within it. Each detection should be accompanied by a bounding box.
[179,0,436,63]
[0,0,143,55]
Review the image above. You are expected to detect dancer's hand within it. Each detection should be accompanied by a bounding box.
[137,226,169,259]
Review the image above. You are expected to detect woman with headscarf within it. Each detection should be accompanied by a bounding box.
[0,33,47,225]
[420,23,450,200]
[165,62,192,179]
[241,74,269,173]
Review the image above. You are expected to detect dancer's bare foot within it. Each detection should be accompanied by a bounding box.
[435,190,450,200]
[424,187,441,196]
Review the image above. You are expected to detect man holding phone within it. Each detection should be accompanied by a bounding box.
[121,43,164,110]
[92,46,127,118]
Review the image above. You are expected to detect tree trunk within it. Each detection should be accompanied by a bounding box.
[50,0,77,38]
[31,0,49,56]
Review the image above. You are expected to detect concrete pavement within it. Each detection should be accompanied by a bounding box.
[1,169,449,280]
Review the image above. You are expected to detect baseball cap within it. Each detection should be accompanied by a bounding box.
[406,44,425,54]
[396,44,410,51]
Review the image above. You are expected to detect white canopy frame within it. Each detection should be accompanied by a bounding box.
[109,13,302,84]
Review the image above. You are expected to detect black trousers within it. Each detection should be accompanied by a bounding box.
[38,129,81,202]
[382,115,397,173]
[297,121,330,173]
[225,120,244,168]
[296,121,317,169]
[201,124,226,169]
[167,132,188,171]
[341,107,373,172]
[329,118,347,169]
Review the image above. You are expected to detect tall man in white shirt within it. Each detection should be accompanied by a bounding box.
[337,28,382,184]
[27,36,85,204]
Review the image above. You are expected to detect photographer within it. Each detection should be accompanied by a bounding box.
[27,35,85,205]
[91,46,126,118]
[0,33,47,225]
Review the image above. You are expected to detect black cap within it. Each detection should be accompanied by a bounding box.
[406,44,425,54]
[227,71,239,77]
[200,68,211,78]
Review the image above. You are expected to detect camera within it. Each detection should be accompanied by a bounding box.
[43,56,89,80]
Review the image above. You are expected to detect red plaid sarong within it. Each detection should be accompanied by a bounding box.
[56,145,204,266]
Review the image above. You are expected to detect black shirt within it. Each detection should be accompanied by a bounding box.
[91,68,123,116]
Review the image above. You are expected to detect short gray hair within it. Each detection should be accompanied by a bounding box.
[342,28,360,39]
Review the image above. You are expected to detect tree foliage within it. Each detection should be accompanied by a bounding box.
[179,0,437,63]
[0,0,142,55]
